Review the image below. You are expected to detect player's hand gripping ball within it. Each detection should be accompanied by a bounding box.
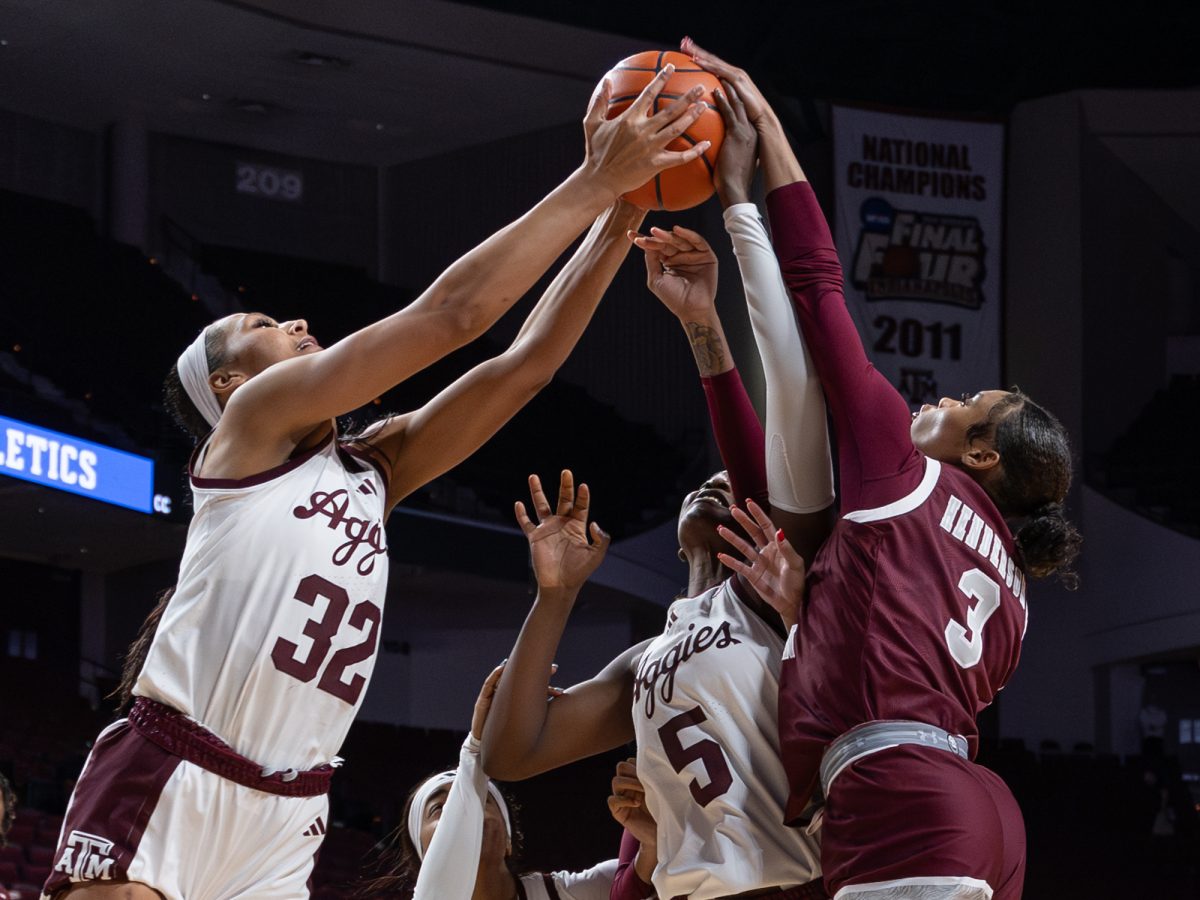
[603,50,724,211]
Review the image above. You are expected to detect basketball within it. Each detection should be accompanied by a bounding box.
[603,50,724,211]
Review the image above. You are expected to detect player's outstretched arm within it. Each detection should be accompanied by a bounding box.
[686,39,915,501]
[711,81,835,561]
[628,223,768,508]
[222,67,711,446]
[358,199,644,508]
[482,472,642,780]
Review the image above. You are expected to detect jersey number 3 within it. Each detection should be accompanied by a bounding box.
[658,706,734,807]
[944,568,1001,669]
[271,574,381,705]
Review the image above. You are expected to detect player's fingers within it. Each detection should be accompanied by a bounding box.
[611,776,645,795]
[776,530,807,569]
[642,247,664,286]
[482,662,506,690]
[648,225,698,254]
[712,85,736,127]
[660,250,715,268]
[528,474,552,519]
[556,469,575,517]
[627,63,675,117]
[744,498,776,536]
[681,37,738,80]
[615,759,638,777]
[653,103,705,145]
[717,523,758,561]
[584,78,612,135]
[729,505,769,547]
[669,225,713,253]
[653,139,711,170]
[717,551,755,581]
[572,482,590,523]
[649,84,705,131]
[590,521,611,552]
[724,80,752,128]
[514,500,536,535]
[633,235,678,258]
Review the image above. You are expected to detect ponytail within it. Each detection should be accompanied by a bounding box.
[1014,501,1081,589]
[967,388,1082,588]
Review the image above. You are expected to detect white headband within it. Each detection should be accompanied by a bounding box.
[176,325,224,429]
[407,770,512,861]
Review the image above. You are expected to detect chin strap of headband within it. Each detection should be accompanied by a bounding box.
[177,325,223,428]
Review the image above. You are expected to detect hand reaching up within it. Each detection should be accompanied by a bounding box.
[717,499,807,631]
[629,225,719,321]
[515,470,610,594]
[582,65,712,199]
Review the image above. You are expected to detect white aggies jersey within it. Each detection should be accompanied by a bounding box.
[633,577,819,900]
[134,432,389,771]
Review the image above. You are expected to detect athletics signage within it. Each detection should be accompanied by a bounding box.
[832,106,1004,408]
[0,415,155,513]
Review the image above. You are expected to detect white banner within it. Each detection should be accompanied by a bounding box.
[832,106,1005,408]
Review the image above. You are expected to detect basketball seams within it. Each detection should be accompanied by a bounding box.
[602,49,724,210]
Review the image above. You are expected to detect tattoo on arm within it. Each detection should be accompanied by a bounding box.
[685,322,728,376]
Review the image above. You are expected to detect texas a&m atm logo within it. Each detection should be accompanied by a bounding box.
[54,830,117,880]
[850,198,986,309]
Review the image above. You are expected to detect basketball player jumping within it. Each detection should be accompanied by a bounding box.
[42,68,712,900]
[684,39,1081,900]
[481,81,836,900]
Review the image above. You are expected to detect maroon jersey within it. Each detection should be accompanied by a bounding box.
[766,182,1028,823]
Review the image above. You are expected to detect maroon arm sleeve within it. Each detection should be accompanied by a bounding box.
[700,368,770,509]
[765,181,922,510]
[610,829,654,900]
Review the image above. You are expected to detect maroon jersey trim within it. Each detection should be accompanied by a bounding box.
[843,458,940,523]
[43,720,180,895]
[188,429,335,489]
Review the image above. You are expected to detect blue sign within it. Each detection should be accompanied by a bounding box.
[0,415,154,513]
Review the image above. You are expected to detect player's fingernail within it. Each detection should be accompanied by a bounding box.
[777,529,786,542]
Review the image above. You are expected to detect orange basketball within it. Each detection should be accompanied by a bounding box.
[602,50,724,211]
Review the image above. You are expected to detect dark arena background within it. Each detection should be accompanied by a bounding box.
[1,1,1199,897]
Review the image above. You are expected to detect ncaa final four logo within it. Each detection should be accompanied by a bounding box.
[850,197,987,309]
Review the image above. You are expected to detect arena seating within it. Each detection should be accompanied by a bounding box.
[3,708,1196,899]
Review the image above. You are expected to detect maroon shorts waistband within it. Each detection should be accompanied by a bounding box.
[129,697,334,797]
[673,880,826,900]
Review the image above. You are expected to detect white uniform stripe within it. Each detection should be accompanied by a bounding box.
[845,459,941,523]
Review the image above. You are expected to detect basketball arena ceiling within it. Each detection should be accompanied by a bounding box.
[1,1,1197,168]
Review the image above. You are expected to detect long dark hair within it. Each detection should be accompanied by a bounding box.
[109,587,175,714]
[966,389,1082,587]
[163,325,228,441]
[355,772,524,898]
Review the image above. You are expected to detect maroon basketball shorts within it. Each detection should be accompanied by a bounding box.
[42,700,334,900]
[820,745,1025,900]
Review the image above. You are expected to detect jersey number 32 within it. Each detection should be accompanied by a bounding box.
[271,573,381,705]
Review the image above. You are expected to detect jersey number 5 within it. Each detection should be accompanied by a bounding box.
[944,568,1001,669]
[271,573,381,705]
[658,706,733,807]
